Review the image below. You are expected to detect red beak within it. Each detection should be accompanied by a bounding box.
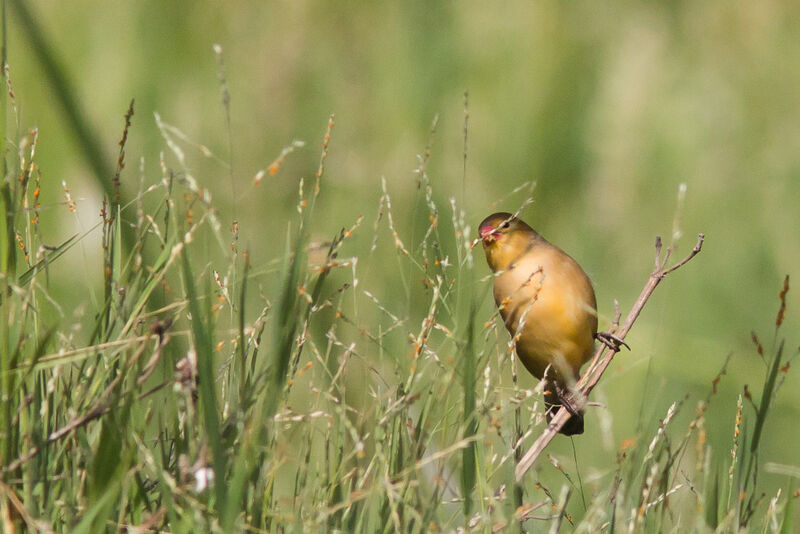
[479,224,496,243]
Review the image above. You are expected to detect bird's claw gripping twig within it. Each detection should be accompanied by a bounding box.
[595,331,630,351]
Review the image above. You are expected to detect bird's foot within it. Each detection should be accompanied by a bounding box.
[595,331,630,351]
[545,382,586,435]
[551,382,585,416]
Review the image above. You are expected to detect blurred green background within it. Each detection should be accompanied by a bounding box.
[8,0,800,496]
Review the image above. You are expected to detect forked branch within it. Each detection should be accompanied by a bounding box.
[515,233,705,481]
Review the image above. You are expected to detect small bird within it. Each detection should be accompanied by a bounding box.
[479,212,597,435]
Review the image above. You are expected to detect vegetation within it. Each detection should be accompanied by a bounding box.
[1,1,798,531]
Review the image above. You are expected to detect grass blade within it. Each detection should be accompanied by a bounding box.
[461,303,477,519]
[181,246,227,517]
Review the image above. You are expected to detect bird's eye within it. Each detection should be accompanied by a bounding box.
[501,221,510,229]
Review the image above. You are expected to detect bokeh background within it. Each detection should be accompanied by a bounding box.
[8,0,800,503]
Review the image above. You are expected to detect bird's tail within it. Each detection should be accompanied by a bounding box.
[544,382,584,436]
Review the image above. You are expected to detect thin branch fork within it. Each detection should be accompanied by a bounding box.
[515,233,705,481]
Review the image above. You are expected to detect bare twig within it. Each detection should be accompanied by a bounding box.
[515,233,705,481]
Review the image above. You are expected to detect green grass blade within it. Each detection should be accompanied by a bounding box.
[705,469,719,529]
[0,182,15,281]
[460,303,477,519]
[16,233,79,287]
[90,411,125,500]
[0,0,6,180]
[224,221,307,529]
[751,339,784,454]
[237,253,248,406]
[780,479,794,534]
[267,222,305,415]
[72,474,124,534]
[181,247,227,517]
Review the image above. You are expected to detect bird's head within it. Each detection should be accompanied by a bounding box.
[478,212,539,271]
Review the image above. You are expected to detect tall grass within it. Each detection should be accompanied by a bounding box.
[0,93,797,531]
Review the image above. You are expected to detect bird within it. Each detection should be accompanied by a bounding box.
[479,212,597,435]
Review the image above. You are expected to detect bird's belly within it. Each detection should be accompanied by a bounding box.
[496,267,596,380]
